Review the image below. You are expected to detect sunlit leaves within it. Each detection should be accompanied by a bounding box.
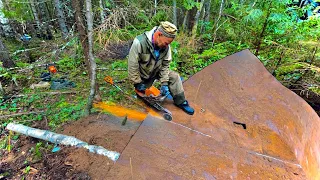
[183,0,199,10]
[1,0,33,22]
[244,9,263,23]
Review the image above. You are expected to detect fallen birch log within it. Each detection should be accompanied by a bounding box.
[6,123,120,161]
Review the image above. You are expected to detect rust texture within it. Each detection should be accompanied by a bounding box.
[108,49,320,179]
[108,116,305,179]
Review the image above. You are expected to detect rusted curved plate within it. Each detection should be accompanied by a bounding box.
[108,49,319,179]
[166,49,320,179]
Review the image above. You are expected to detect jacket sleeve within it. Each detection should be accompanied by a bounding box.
[159,46,172,85]
[128,39,142,84]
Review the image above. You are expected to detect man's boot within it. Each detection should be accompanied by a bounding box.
[175,100,194,115]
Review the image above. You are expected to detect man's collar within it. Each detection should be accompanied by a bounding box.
[145,26,158,43]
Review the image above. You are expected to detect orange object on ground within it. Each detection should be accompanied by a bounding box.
[48,65,57,74]
[145,86,160,97]
[104,76,114,85]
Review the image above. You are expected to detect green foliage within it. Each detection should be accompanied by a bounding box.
[46,96,86,129]
[150,11,169,26]
[136,11,150,24]
[34,142,43,160]
[1,0,33,22]
[309,86,320,94]
[0,66,17,85]
[0,172,10,178]
[23,166,31,174]
[0,94,45,128]
[191,44,229,72]
[170,41,180,71]
[276,63,304,76]
[15,62,29,68]
[0,136,8,149]
[244,9,264,23]
[111,61,127,70]
[296,18,320,40]
[104,0,112,8]
[56,55,83,73]
[200,21,214,34]
[0,89,86,130]
[183,0,198,10]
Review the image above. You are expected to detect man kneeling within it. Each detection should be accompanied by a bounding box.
[128,21,194,115]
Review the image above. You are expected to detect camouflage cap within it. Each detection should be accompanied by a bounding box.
[158,21,177,38]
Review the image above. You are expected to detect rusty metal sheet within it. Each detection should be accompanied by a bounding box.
[107,49,319,179]
[107,115,306,179]
[162,49,320,179]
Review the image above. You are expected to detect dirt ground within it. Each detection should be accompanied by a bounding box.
[0,113,141,179]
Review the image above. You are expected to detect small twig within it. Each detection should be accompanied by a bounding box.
[8,130,12,153]
[190,80,202,121]
[222,13,238,20]
[194,80,203,103]
[97,68,127,71]
[96,111,103,120]
[12,47,42,55]
[0,82,4,95]
[44,116,48,128]
[130,157,133,180]
[0,111,44,119]
[97,67,109,70]
[4,91,77,99]
[215,19,228,33]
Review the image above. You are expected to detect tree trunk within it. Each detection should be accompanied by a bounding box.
[85,0,98,114]
[72,0,90,72]
[212,0,225,45]
[45,2,54,24]
[0,39,15,68]
[154,0,157,15]
[0,81,4,96]
[29,0,42,33]
[190,0,205,43]
[99,0,105,23]
[0,0,13,37]
[173,0,177,26]
[204,0,211,22]
[54,0,68,38]
[0,24,3,37]
[72,0,101,113]
[182,10,189,32]
[38,1,53,39]
[0,0,4,37]
[255,1,273,56]
[85,0,96,114]
[200,0,208,33]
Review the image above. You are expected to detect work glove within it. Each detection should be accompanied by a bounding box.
[160,85,170,96]
[134,83,147,93]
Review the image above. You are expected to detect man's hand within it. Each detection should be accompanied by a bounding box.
[134,83,147,93]
[160,85,170,96]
